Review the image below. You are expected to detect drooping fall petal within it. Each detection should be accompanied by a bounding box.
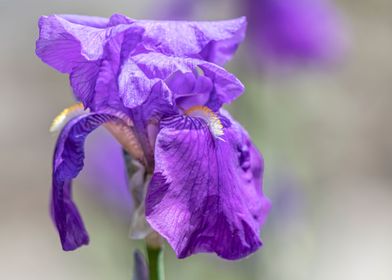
[146,113,270,260]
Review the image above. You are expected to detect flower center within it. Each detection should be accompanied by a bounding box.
[50,103,86,132]
[184,106,224,139]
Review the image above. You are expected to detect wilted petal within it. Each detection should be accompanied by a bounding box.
[146,114,270,260]
[52,112,133,250]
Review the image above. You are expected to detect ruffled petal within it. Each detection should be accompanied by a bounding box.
[52,112,133,250]
[119,52,243,109]
[69,60,101,106]
[167,72,212,110]
[36,14,245,110]
[117,57,160,109]
[109,14,246,65]
[36,15,144,107]
[221,110,271,226]
[198,63,244,110]
[37,15,112,72]
[145,114,270,260]
[93,27,144,110]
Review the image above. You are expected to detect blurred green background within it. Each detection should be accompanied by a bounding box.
[1,0,391,279]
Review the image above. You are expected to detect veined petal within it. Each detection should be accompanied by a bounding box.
[52,112,135,250]
[36,15,144,107]
[93,27,144,110]
[198,63,244,111]
[166,72,212,110]
[36,14,245,111]
[109,14,247,65]
[126,81,176,169]
[119,52,243,110]
[37,15,113,72]
[145,114,270,260]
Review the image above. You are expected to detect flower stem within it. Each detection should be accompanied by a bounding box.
[146,244,164,280]
[122,148,164,280]
[145,232,164,280]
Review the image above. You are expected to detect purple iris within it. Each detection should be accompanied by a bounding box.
[36,14,270,260]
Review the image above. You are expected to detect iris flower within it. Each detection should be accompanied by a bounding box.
[36,14,270,260]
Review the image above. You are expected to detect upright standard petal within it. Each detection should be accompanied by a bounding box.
[36,14,246,110]
[36,15,144,107]
[145,114,270,260]
[37,15,115,72]
[93,27,144,111]
[52,112,134,250]
[109,14,247,65]
[119,52,243,110]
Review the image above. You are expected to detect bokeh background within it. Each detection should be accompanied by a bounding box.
[1,0,391,279]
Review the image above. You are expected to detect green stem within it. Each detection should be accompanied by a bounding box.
[146,243,164,280]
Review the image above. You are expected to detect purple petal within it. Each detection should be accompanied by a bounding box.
[37,15,111,72]
[119,52,243,109]
[117,57,160,109]
[36,15,143,107]
[198,63,244,110]
[168,72,212,110]
[69,60,101,106]
[36,14,245,111]
[93,28,144,111]
[165,71,197,95]
[128,81,176,168]
[58,14,109,28]
[140,81,176,121]
[145,114,270,260]
[52,112,132,250]
[109,14,246,65]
